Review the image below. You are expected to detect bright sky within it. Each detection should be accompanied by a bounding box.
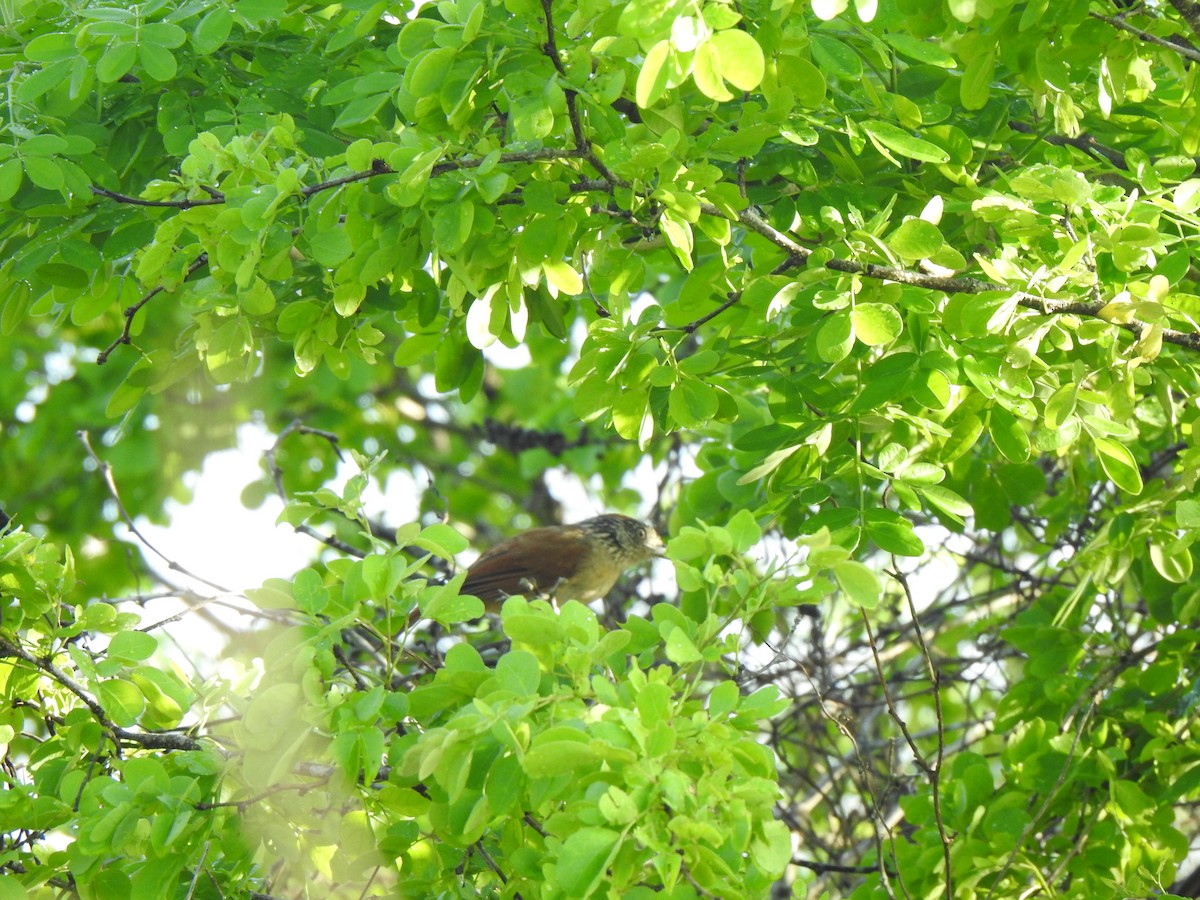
[137,425,316,594]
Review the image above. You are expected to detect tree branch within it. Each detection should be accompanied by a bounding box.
[667,201,1200,352]
[1090,9,1200,63]
[539,0,622,186]
[1007,119,1130,169]
[0,635,204,752]
[96,252,209,365]
[1166,0,1200,38]
[95,149,589,210]
[90,185,225,208]
[92,144,1200,362]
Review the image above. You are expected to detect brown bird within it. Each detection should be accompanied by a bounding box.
[461,514,665,610]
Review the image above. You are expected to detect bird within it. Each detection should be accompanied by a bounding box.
[460,514,665,610]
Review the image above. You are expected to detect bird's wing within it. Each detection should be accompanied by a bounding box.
[460,525,588,605]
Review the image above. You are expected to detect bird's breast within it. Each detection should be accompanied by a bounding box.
[556,547,626,602]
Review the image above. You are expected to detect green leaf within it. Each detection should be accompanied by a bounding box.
[25,31,77,61]
[240,280,276,315]
[861,121,950,164]
[247,578,293,610]
[812,0,849,19]
[708,680,740,718]
[1150,540,1193,584]
[710,28,765,92]
[543,259,583,295]
[142,22,187,48]
[139,43,177,81]
[727,508,762,552]
[693,41,733,101]
[943,414,983,462]
[851,303,903,345]
[16,60,74,102]
[236,0,288,22]
[407,47,456,97]
[809,34,863,79]
[665,626,702,663]
[989,407,1030,463]
[1177,500,1200,528]
[413,523,470,557]
[108,631,157,662]
[864,509,925,556]
[618,0,686,39]
[752,819,792,876]
[433,200,474,253]
[960,48,994,109]
[816,310,854,362]
[97,678,146,727]
[424,589,485,624]
[887,219,944,260]
[1093,437,1143,494]
[308,228,353,267]
[557,827,620,896]
[96,42,137,83]
[495,650,541,697]
[1044,382,1077,429]
[669,377,718,426]
[465,289,501,349]
[883,33,956,67]
[24,157,63,190]
[523,735,598,777]
[0,159,22,202]
[636,682,672,727]
[637,40,671,108]
[659,209,693,270]
[193,7,234,54]
[833,561,882,608]
[916,484,973,524]
[333,93,389,129]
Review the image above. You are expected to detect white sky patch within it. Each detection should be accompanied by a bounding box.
[135,424,314,594]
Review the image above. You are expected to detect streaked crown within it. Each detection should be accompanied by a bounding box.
[581,514,665,563]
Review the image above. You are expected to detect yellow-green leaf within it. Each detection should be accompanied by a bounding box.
[711,28,764,92]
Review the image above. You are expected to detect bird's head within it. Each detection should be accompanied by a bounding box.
[582,514,665,564]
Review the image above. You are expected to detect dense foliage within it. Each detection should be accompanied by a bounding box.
[3,0,1200,896]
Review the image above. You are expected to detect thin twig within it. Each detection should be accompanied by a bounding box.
[90,185,224,208]
[184,841,210,900]
[96,252,210,365]
[889,568,953,900]
[195,775,332,813]
[539,0,621,187]
[77,430,231,594]
[1008,119,1129,169]
[264,420,365,558]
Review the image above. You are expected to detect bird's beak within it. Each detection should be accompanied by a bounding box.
[649,531,667,556]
